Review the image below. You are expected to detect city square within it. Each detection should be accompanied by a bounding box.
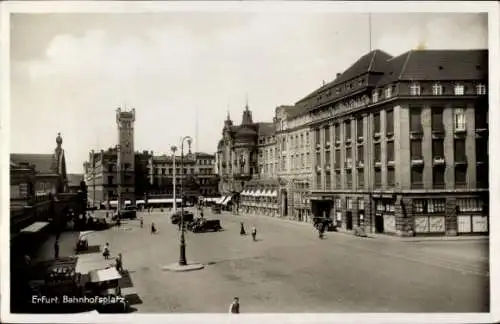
[37,208,488,313]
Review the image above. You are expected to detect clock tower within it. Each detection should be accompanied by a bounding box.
[116,107,136,207]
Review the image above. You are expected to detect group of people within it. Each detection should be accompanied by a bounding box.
[102,242,124,272]
[239,222,257,241]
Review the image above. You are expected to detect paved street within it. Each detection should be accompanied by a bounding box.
[82,208,489,313]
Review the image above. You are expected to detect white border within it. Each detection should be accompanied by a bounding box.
[1,1,498,324]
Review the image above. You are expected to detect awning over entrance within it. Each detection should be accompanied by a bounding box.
[21,221,49,233]
[148,198,182,204]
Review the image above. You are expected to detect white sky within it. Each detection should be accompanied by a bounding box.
[9,12,487,174]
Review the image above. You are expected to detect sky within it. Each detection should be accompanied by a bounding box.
[9,11,488,174]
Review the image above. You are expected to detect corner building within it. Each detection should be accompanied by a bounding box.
[305,49,488,236]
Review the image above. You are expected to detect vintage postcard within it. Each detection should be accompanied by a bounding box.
[1,1,498,323]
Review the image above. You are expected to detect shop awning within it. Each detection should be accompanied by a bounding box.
[136,200,145,204]
[254,189,262,197]
[221,195,233,205]
[89,267,121,283]
[262,190,271,197]
[216,195,228,204]
[270,190,278,197]
[148,198,182,204]
[109,200,118,206]
[21,221,49,233]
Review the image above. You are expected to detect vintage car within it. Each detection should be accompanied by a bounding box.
[170,211,194,225]
[189,219,222,233]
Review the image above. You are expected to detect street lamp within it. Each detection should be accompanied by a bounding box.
[171,145,177,214]
[179,136,193,266]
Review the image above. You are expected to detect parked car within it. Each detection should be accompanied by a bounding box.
[190,219,222,233]
[170,211,194,225]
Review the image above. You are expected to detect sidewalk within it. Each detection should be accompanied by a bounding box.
[224,211,489,243]
[34,231,80,262]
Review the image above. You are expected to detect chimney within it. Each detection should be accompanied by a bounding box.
[336,73,341,78]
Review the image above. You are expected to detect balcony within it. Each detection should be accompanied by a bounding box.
[345,138,352,145]
[325,141,331,149]
[387,160,395,167]
[315,165,322,173]
[325,164,331,172]
[357,161,364,168]
[386,131,394,138]
[433,157,445,165]
[315,143,321,150]
[410,128,424,139]
[373,132,381,139]
[357,136,364,143]
[454,158,468,166]
[344,160,353,169]
[374,161,382,168]
[335,140,341,146]
[411,157,424,166]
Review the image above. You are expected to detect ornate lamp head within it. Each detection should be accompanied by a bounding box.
[171,145,177,153]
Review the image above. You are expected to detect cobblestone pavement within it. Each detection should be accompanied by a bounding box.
[82,209,489,313]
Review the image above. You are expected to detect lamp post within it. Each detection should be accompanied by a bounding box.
[171,145,177,214]
[179,136,193,266]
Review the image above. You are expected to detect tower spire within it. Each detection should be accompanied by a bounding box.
[245,93,249,110]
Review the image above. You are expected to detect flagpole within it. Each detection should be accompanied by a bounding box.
[369,12,372,52]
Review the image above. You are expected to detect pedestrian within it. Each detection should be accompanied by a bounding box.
[54,240,60,259]
[151,222,157,234]
[140,216,144,228]
[103,243,110,260]
[251,226,257,241]
[229,297,240,314]
[116,253,123,272]
[240,221,246,236]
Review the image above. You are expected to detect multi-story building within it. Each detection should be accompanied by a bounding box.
[147,151,218,201]
[216,104,274,208]
[84,108,219,204]
[274,105,313,222]
[303,49,488,236]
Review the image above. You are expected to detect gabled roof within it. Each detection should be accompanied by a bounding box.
[333,49,392,85]
[10,154,55,174]
[257,122,275,136]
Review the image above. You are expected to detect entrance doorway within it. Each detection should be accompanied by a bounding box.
[346,211,353,230]
[375,214,384,233]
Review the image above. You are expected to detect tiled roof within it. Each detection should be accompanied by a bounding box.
[10,154,55,174]
[67,173,83,187]
[286,105,307,120]
[236,125,258,137]
[333,49,392,85]
[257,122,275,136]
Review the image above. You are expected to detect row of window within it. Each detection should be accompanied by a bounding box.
[11,183,29,199]
[373,83,487,103]
[149,167,214,175]
[315,162,488,190]
[410,138,488,164]
[314,106,488,147]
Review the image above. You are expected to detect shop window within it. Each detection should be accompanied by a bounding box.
[457,198,484,212]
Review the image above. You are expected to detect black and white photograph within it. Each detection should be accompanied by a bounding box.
[1,1,499,323]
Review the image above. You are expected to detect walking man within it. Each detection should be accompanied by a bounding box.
[116,253,123,272]
[240,221,246,236]
[229,297,240,314]
[140,216,144,228]
[151,222,157,234]
[251,225,257,241]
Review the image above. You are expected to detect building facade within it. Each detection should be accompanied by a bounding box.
[274,105,314,222]
[216,104,274,200]
[303,49,488,236]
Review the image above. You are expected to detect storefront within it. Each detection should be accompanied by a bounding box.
[412,199,446,235]
[240,187,279,217]
[456,198,488,234]
[374,198,396,234]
